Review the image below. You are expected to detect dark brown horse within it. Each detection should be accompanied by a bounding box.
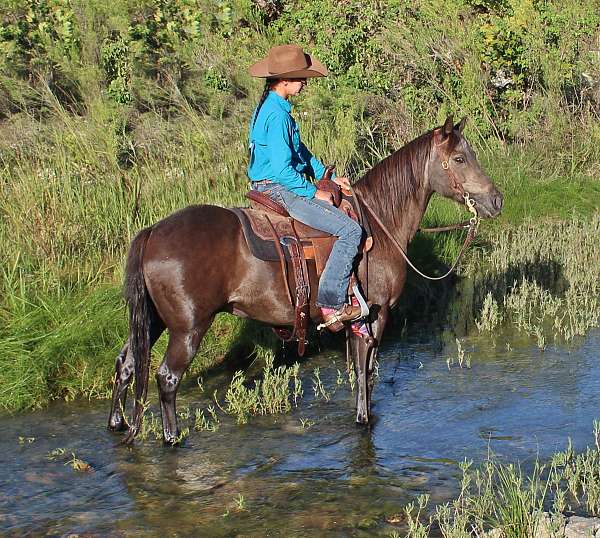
[108,116,503,444]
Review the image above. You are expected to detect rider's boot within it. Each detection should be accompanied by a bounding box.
[319,303,363,332]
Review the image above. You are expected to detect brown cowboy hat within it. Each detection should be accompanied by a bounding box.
[249,44,328,79]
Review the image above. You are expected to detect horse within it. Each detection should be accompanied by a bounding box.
[107,116,503,445]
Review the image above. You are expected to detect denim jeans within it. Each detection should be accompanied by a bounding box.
[255,183,363,309]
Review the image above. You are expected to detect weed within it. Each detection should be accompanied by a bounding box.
[173,427,190,444]
[312,367,330,401]
[476,292,504,332]
[348,364,357,393]
[234,493,247,512]
[402,424,600,535]
[138,411,162,441]
[404,494,431,537]
[299,418,314,429]
[448,339,472,370]
[223,357,302,424]
[194,406,220,432]
[65,453,93,473]
[47,448,66,460]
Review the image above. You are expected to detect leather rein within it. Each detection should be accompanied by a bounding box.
[353,151,481,281]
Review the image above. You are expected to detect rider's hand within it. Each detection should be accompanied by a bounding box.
[315,189,334,205]
[333,176,351,190]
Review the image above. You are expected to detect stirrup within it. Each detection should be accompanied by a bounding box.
[352,283,369,317]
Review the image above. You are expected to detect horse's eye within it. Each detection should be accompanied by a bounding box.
[454,155,465,164]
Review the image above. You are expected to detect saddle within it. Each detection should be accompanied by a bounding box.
[230,168,372,356]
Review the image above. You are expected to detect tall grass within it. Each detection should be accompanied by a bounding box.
[470,214,600,345]
[404,424,600,537]
[0,0,599,411]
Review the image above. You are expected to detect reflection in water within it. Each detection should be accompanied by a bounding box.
[1,328,599,536]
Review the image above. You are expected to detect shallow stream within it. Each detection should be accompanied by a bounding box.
[2,326,599,537]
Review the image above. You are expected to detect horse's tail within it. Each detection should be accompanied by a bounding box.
[122,226,155,445]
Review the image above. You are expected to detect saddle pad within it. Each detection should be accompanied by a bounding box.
[230,208,333,262]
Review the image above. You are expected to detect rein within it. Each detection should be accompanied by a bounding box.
[353,180,481,281]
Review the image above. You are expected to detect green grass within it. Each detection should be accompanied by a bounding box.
[0,0,599,412]
[404,423,600,537]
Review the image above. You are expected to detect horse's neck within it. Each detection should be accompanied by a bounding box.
[362,183,432,251]
[399,188,431,246]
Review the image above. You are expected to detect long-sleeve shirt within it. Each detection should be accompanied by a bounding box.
[247,91,328,198]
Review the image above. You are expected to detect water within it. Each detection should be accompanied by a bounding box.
[2,327,600,537]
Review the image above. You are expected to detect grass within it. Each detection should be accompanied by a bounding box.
[223,356,302,424]
[0,0,599,412]
[402,423,600,537]
[469,213,600,347]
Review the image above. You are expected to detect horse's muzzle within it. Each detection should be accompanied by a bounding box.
[474,189,503,218]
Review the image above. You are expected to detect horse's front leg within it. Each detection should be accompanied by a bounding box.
[354,332,375,424]
[353,308,389,424]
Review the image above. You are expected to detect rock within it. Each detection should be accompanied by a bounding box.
[485,514,600,538]
[564,516,600,538]
[535,511,566,538]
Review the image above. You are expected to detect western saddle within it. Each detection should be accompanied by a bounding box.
[230,168,372,356]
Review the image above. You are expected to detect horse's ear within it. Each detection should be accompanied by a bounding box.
[455,117,467,134]
[443,116,454,135]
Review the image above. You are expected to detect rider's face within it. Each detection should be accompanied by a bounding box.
[286,78,307,96]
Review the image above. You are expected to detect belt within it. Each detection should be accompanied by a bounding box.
[251,179,273,186]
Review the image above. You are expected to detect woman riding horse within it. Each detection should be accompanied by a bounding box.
[247,44,363,329]
[108,48,504,443]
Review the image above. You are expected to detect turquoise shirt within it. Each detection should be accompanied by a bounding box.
[247,91,328,198]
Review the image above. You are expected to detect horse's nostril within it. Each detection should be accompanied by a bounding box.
[493,194,503,210]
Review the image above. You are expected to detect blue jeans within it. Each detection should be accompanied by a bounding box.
[255,183,363,309]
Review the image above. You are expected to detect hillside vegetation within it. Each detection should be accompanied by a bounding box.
[1,0,599,411]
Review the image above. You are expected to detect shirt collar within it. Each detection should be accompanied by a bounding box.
[267,90,291,113]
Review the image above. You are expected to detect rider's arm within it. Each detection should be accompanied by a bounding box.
[298,142,335,180]
[266,113,317,198]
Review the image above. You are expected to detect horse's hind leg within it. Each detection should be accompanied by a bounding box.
[108,323,164,432]
[156,318,212,444]
[108,342,131,431]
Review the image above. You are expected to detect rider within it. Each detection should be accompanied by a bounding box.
[247,44,363,328]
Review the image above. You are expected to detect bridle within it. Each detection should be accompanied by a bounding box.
[355,137,481,281]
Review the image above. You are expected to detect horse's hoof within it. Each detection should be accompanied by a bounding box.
[162,431,182,447]
[107,416,128,432]
[355,412,370,425]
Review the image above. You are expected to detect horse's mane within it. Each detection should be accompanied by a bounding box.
[353,130,435,229]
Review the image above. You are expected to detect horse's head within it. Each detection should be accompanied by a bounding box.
[429,116,503,218]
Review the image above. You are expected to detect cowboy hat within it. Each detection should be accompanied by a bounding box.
[249,44,328,78]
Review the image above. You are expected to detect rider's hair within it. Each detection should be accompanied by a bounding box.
[252,78,277,128]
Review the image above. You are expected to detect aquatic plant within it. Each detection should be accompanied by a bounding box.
[223,357,302,424]
[194,405,220,432]
[403,423,600,537]
[311,367,330,401]
[475,292,504,332]
[470,214,600,348]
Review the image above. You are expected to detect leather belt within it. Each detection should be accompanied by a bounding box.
[252,179,273,187]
